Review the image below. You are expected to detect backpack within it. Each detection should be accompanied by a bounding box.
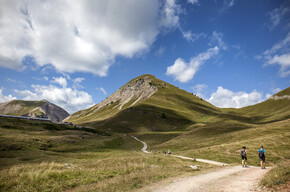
[241,149,246,157]
[259,149,265,158]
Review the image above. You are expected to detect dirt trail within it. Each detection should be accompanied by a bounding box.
[130,135,228,166]
[131,135,271,192]
[152,166,271,192]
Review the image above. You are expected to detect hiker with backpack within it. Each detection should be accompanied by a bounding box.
[241,146,247,168]
[258,145,266,169]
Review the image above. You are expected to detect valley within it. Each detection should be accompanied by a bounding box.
[0,74,289,191]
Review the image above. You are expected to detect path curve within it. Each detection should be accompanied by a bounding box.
[130,135,228,166]
[130,135,150,153]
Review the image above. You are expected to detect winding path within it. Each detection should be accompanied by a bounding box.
[131,135,272,192]
[130,135,228,166]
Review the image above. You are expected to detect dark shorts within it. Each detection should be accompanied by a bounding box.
[241,156,247,160]
[260,157,265,162]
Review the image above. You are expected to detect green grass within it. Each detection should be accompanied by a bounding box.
[0,117,215,192]
[1,76,289,191]
[260,160,290,189]
[0,100,47,116]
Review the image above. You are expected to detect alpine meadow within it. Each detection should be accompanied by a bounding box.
[0,0,289,192]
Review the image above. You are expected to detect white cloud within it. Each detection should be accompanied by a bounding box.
[263,32,290,56]
[0,0,181,75]
[261,32,290,77]
[96,87,107,96]
[191,84,208,98]
[15,84,94,114]
[7,78,17,83]
[210,31,227,50]
[187,0,199,5]
[73,77,85,89]
[0,88,17,103]
[271,87,281,94]
[267,54,290,77]
[51,77,67,88]
[220,0,235,13]
[161,0,181,29]
[166,46,219,83]
[208,86,263,108]
[100,88,107,96]
[181,30,206,43]
[267,6,289,30]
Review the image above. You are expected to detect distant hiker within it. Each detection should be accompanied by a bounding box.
[241,146,247,168]
[258,145,266,169]
[168,150,171,155]
[163,151,167,155]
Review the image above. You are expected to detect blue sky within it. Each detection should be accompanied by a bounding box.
[0,0,289,113]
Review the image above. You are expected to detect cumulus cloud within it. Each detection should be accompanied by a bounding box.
[0,0,181,75]
[0,88,17,103]
[161,0,181,29]
[208,86,263,108]
[166,46,219,82]
[51,77,67,88]
[14,77,94,113]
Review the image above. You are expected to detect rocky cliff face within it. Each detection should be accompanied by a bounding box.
[0,100,69,122]
[94,75,158,111]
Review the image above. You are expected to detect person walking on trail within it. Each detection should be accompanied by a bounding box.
[241,146,247,168]
[258,145,266,169]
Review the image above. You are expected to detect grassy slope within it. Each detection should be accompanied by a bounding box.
[0,100,47,116]
[78,75,233,133]
[0,117,216,192]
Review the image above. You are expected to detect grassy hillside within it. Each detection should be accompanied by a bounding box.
[0,117,216,192]
[66,75,222,127]
[1,74,289,191]
[0,100,47,116]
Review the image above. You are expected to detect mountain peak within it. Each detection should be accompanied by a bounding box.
[97,74,158,110]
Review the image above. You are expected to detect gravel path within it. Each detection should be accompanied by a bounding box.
[131,135,271,192]
[152,166,271,192]
[131,135,228,166]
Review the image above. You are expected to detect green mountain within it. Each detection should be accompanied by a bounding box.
[65,74,290,133]
[0,99,69,122]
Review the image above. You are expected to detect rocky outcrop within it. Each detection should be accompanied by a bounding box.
[93,75,158,111]
[64,74,164,122]
[0,100,69,122]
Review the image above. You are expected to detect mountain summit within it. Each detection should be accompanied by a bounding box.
[65,74,220,132]
[0,100,69,122]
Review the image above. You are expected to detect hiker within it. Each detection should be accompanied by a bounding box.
[168,150,171,155]
[258,145,266,169]
[241,146,247,167]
